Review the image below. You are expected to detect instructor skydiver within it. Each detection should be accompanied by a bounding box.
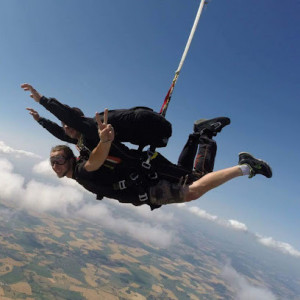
[21,83,172,157]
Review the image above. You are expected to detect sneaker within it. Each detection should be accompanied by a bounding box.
[238,152,272,178]
[194,117,230,137]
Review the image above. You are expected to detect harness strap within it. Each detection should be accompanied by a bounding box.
[113,172,150,202]
[112,148,160,203]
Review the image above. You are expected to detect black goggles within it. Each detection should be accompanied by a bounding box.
[50,155,68,166]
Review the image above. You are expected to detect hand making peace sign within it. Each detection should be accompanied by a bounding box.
[95,109,114,144]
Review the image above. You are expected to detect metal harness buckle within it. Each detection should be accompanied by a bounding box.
[142,161,151,169]
[129,172,139,181]
[139,193,148,202]
[142,147,155,170]
[118,180,127,190]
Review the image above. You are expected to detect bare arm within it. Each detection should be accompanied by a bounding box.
[84,109,114,172]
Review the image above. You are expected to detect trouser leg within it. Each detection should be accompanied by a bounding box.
[177,134,199,171]
[194,136,217,175]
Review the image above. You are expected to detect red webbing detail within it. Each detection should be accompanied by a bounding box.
[159,82,175,117]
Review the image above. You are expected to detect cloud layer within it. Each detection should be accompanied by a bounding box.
[1,140,299,258]
[180,204,300,258]
[221,263,277,300]
[0,140,41,158]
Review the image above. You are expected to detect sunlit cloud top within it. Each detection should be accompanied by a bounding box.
[0,140,41,159]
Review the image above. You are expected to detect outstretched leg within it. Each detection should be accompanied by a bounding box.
[185,153,272,202]
[185,166,242,201]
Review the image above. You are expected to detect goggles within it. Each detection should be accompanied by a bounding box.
[50,155,68,166]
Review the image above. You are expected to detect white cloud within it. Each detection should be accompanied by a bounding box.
[188,205,218,221]
[186,206,248,232]
[181,204,300,259]
[0,158,84,215]
[221,263,277,300]
[115,200,175,224]
[22,180,84,214]
[32,159,53,177]
[227,219,248,232]
[0,140,41,158]
[256,235,300,258]
[0,158,25,199]
[77,203,173,248]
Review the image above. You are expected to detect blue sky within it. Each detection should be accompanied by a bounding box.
[0,0,299,253]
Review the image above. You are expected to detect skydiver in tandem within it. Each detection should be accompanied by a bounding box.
[49,109,272,211]
[21,83,172,157]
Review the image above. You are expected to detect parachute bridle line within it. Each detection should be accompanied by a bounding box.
[159,0,207,117]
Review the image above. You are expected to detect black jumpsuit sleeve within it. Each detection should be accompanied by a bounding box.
[37,117,77,144]
[39,96,99,140]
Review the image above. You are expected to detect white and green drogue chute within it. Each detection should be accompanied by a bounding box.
[159,0,209,117]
